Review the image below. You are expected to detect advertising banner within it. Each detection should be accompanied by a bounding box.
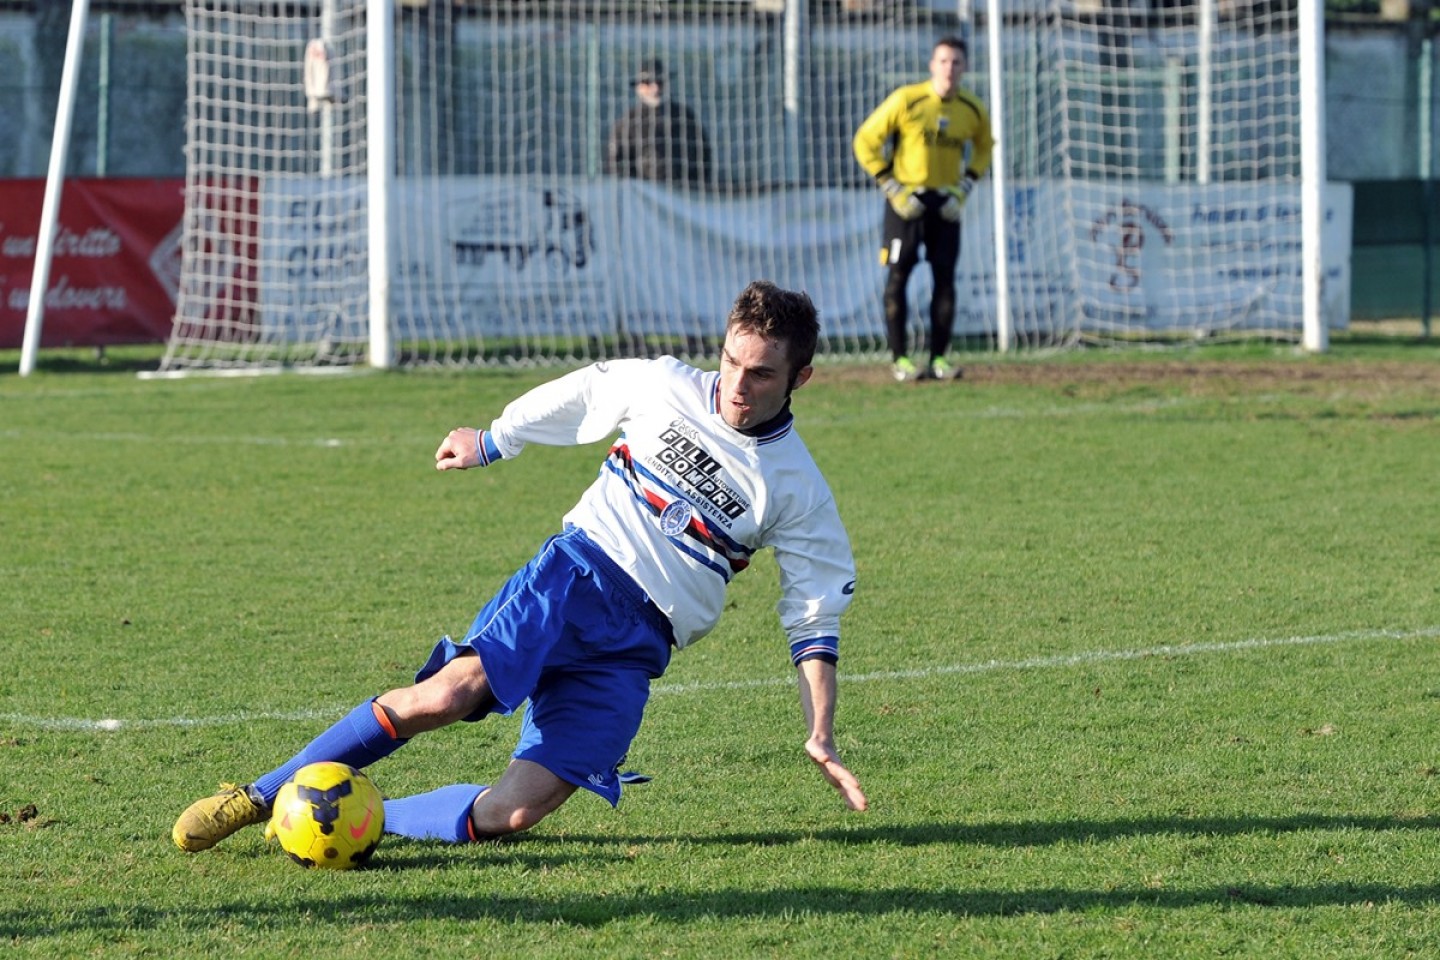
[0,179,183,349]
[373,178,1349,340]
[4,174,1351,351]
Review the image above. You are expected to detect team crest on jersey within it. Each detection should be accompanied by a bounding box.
[938,116,949,132]
[659,499,692,537]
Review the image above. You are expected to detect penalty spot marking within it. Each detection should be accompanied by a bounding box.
[4,626,1436,733]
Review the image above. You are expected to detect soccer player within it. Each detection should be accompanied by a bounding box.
[853,36,994,383]
[172,280,867,852]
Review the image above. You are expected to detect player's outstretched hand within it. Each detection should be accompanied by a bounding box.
[435,427,480,470]
[806,739,868,811]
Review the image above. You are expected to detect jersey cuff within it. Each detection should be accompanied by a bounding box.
[476,429,504,467]
[790,635,839,666]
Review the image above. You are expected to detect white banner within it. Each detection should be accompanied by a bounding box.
[603,182,885,340]
[392,179,616,341]
[1066,182,1353,334]
[258,177,1352,343]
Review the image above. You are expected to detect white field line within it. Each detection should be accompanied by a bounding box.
[0,708,344,733]
[0,429,350,448]
[3,626,1435,734]
[656,626,1440,694]
[0,393,1220,449]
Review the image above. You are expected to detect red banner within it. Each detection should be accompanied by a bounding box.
[0,178,184,348]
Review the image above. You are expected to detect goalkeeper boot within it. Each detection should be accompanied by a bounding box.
[172,783,270,852]
[929,356,961,381]
[892,356,919,383]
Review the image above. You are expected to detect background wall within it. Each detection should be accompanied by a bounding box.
[0,7,1435,322]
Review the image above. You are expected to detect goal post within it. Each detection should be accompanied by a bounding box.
[1300,0,1329,354]
[19,0,90,377]
[155,1,1341,376]
[366,0,394,370]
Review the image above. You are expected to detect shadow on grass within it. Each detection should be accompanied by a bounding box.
[551,811,1440,851]
[711,811,1440,849]
[3,879,1439,939]
[6,812,1438,940]
[0,348,165,377]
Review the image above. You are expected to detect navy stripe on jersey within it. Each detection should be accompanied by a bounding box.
[604,443,754,579]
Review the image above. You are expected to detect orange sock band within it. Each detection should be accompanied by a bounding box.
[370,700,399,740]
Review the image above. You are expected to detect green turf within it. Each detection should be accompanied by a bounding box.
[2,341,1439,958]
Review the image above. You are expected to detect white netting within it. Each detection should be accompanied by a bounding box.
[162,0,370,372]
[992,3,1330,347]
[159,1,1330,375]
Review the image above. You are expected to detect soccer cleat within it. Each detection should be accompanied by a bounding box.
[929,356,961,380]
[892,356,919,382]
[172,783,270,852]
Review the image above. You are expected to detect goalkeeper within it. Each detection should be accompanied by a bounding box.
[853,35,994,382]
[172,280,866,853]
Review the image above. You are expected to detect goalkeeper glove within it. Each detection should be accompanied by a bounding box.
[939,178,976,223]
[879,177,924,220]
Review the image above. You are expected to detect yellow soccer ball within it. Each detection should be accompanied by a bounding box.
[269,762,384,870]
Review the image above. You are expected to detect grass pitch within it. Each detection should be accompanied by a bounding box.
[2,341,1439,958]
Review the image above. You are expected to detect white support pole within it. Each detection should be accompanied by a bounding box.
[367,0,395,369]
[320,0,337,178]
[782,0,807,184]
[1163,58,1182,185]
[1299,0,1327,353]
[1196,0,1214,185]
[985,5,1013,352]
[20,0,89,377]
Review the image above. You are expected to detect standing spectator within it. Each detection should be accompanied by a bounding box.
[605,59,712,187]
[853,36,994,382]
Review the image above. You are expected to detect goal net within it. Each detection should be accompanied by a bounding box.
[158,1,1340,374]
[993,2,1342,349]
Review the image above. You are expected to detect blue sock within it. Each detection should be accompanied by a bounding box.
[383,784,487,843]
[251,699,407,805]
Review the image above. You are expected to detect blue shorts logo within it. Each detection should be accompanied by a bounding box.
[659,499,692,537]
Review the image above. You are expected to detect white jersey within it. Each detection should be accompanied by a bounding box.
[486,356,855,653]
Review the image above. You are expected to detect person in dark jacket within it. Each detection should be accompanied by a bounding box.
[605,59,712,187]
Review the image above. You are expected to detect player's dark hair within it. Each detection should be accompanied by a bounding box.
[935,35,968,59]
[726,280,819,377]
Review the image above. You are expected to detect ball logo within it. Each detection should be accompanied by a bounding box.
[659,499,691,537]
[296,780,353,836]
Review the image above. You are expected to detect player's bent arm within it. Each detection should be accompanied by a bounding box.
[437,358,654,472]
[489,357,650,455]
[795,656,868,811]
[965,96,997,179]
[851,92,902,179]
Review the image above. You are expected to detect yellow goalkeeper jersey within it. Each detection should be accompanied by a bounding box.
[852,81,994,189]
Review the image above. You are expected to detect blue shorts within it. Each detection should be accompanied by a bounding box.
[413,526,673,806]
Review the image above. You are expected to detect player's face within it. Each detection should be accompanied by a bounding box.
[717,328,812,431]
[929,44,966,98]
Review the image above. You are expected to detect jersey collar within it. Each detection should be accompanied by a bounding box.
[709,379,795,443]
